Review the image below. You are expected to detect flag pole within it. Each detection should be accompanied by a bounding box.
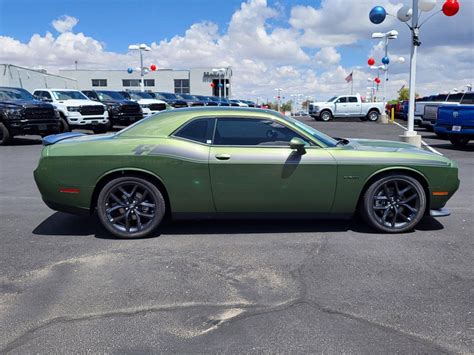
[351,72,354,95]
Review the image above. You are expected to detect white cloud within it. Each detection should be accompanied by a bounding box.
[0,0,472,101]
[52,15,79,33]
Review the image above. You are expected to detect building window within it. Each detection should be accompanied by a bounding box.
[122,79,141,87]
[144,79,155,87]
[174,79,190,94]
[92,79,107,87]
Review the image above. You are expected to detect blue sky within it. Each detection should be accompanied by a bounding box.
[0,0,471,99]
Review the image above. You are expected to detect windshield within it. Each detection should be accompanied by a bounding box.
[446,93,463,102]
[52,90,88,100]
[0,88,35,101]
[97,91,125,101]
[283,115,338,147]
[180,94,196,100]
[158,92,178,99]
[134,92,153,99]
[327,96,337,102]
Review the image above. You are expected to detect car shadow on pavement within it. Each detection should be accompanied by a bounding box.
[428,143,474,152]
[33,212,445,239]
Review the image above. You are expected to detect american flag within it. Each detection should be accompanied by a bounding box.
[345,72,353,83]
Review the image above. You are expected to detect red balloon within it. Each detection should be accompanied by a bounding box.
[442,0,459,16]
[375,78,381,84]
[210,82,215,87]
[368,57,375,66]
[150,64,157,71]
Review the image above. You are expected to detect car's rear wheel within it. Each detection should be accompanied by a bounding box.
[0,122,11,145]
[362,174,426,233]
[367,110,380,122]
[97,177,166,238]
[320,110,332,122]
[449,136,470,148]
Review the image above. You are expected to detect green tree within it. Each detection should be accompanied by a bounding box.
[397,87,420,101]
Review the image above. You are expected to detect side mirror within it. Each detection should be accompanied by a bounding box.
[290,137,306,153]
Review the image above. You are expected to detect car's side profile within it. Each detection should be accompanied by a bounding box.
[34,107,459,238]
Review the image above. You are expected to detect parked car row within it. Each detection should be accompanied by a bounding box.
[0,86,258,145]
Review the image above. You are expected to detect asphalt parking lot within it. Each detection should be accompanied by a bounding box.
[0,117,472,353]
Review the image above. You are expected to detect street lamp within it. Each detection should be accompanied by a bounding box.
[275,88,283,112]
[369,0,460,147]
[128,43,151,92]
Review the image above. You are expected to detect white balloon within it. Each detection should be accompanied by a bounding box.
[419,0,437,12]
[398,57,406,63]
[397,5,413,22]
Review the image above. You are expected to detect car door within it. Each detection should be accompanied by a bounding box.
[209,117,337,214]
[334,97,348,116]
[346,96,361,116]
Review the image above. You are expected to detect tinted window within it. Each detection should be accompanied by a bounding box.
[336,97,347,103]
[214,118,305,146]
[174,118,212,144]
[447,93,463,102]
[348,97,358,103]
[92,79,107,87]
[461,93,474,104]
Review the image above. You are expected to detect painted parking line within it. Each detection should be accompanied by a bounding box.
[392,121,443,156]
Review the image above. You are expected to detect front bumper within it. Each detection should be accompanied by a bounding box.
[65,111,109,126]
[109,112,144,125]
[5,119,61,136]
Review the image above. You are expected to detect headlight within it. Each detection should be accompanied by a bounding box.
[108,104,121,112]
[67,106,80,112]
[4,108,23,118]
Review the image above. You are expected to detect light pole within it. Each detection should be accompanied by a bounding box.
[369,0,460,147]
[275,88,283,112]
[128,43,151,92]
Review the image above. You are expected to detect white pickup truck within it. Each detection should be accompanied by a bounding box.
[308,94,384,122]
[33,88,109,133]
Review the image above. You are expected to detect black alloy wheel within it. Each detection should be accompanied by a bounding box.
[0,122,11,145]
[362,174,426,233]
[97,177,166,238]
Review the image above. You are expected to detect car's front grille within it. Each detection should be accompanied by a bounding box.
[80,105,105,116]
[149,103,167,111]
[121,104,141,114]
[24,107,56,120]
[424,105,438,120]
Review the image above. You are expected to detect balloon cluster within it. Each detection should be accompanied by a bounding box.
[370,0,460,24]
[126,64,157,73]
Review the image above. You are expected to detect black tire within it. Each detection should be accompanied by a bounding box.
[435,132,448,139]
[97,176,166,238]
[0,122,11,145]
[367,110,380,122]
[92,125,108,134]
[320,110,332,122]
[361,174,426,233]
[59,117,70,133]
[449,136,470,148]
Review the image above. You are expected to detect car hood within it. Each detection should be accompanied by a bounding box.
[55,99,104,106]
[137,99,167,104]
[0,99,54,109]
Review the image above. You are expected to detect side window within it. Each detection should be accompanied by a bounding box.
[174,118,213,144]
[348,97,358,103]
[462,93,474,105]
[214,118,307,146]
[336,97,347,103]
[43,91,52,99]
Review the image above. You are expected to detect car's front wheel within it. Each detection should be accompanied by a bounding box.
[367,110,380,122]
[97,177,166,238]
[361,174,426,233]
[0,122,11,145]
[320,110,332,122]
[449,136,470,148]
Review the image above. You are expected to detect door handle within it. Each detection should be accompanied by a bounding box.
[215,153,231,160]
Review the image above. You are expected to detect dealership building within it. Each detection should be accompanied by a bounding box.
[59,67,232,97]
[1,63,232,97]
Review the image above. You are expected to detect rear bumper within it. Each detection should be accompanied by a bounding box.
[435,125,474,137]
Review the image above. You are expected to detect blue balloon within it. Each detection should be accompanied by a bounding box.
[127,67,133,74]
[369,6,386,24]
[382,56,390,65]
[218,83,223,87]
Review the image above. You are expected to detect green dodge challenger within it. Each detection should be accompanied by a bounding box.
[34,107,459,238]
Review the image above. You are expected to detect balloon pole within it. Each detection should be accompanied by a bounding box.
[400,0,422,147]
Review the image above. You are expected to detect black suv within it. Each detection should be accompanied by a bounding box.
[153,92,188,108]
[82,90,143,127]
[0,87,60,145]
